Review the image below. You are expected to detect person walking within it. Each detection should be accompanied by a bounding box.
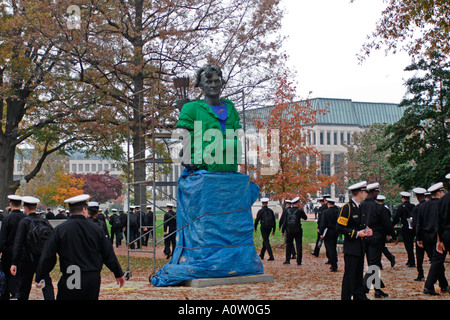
[10,196,55,300]
[254,198,276,261]
[282,197,307,265]
[35,194,124,300]
[0,195,26,300]
[319,198,339,272]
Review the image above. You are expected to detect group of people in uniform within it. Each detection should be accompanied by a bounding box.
[0,192,178,300]
[0,194,125,300]
[337,175,450,300]
[254,173,450,300]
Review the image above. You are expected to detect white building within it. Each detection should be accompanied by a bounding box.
[242,97,406,200]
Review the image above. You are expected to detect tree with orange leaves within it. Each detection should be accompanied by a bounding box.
[36,170,85,207]
[247,74,335,203]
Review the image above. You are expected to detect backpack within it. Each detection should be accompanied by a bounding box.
[286,207,299,232]
[110,215,122,229]
[26,217,53,256]
[262,207,275,228]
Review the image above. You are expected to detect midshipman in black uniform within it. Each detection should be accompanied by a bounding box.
[0,195,26,300]
[319,198,339,272]
[420,182,448,295]
[254,198,276,261]
[337,181,372,300]
[411,187,428,281]
[35,194,124,300]
[10,196,54,300]
[393,191,416,267]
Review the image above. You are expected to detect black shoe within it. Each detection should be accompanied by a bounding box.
[390,256,396,268]
[330,268,337,272]
[283,261,290,265]
[374,290,389,298]
[424,288,440,296]
[441,287,449,294]
[414,275,425,282]
[267,257,274,261]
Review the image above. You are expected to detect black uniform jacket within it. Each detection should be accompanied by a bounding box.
[254,206,276,233]
[11,213,47,264]
[437,193,450,240]
[36,215,123,282]
[362,198,395,244]
[336,200,366,256]
[163,210,177,234]
[416,198,440,242]
[0,209,26,254]
[393,201,415,230]
[318,206,339,238]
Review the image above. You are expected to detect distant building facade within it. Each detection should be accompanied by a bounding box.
[242,98,406,200]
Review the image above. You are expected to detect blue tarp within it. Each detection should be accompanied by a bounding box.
[151,170,263,287]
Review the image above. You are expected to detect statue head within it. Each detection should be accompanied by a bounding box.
[195,65,226,103]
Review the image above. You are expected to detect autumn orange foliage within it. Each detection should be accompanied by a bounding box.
[248,74,335,202]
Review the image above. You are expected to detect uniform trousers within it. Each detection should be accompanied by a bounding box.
[17,258,54,300]
[285,229,303,264]
[402,227,415,265]
[259,227,274,259]
[324,233,338,270]
[57,271,101,300]
[424,230,449,291]
[342,254,365,300]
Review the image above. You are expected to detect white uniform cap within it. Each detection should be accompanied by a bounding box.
[348,181,367,191]
[327,198,337,203]
[446,173,450,180]
[88,201,99,207]
[400,191,411,197]
[367,182,380,191]
[428,182,444,193]
[261,197,270,202]
[285,199,292,203]
[412,187,427,195]
[322,194,331,199]
[167,203,174,207]
[316,197,323,201]
[291,196,300,203]
[22,196,40,205]
[64,194,90,206]
[7,195,22,202]
[376,195,386,201]
[111,208,118,212]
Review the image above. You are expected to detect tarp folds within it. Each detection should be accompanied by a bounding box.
[151,170,263,287]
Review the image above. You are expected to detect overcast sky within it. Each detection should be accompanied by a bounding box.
[280,0,413,103]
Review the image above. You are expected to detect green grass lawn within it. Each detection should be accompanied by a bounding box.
[106,214,319,251]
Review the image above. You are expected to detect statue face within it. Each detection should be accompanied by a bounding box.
[199,71,222,99]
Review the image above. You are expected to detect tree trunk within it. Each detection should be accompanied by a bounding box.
[0,126,19,210]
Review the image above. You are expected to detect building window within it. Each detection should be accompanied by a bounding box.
[104,164,109,171]
[334,132,337,145]
[313,132,316,145]
[72,164,76,172]
[98,164,102,172]
[92,164,96,172]
[347,133,351,145]
[320,132,324,145]
[85,164,90,172]
[341,133,344,145]
[78,164,83,171]
[327,132,331,145]
[321,154,331,176]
